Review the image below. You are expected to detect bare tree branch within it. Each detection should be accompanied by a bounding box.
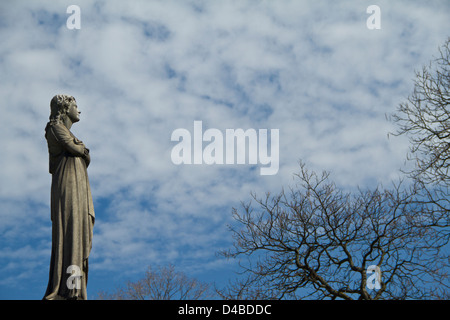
[219,163,449,300]
[390,38,450,188]
[96,265,215,300]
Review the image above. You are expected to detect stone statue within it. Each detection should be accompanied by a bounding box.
[43,94,95,300]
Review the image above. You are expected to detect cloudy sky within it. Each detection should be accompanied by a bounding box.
[0,0,449,299]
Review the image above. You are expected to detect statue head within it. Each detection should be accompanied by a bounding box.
[49,94,80,126]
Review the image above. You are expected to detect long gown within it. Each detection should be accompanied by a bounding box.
[43,121,95,300]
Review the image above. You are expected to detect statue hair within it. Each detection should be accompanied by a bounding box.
[45,94,76,137]
[49,94,76,124]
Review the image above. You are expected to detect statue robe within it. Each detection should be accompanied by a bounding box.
[43,122,95,300]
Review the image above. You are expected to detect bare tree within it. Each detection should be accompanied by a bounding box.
[390,38,450,186]
[219,163,449,300]
[219,40,450,300]
[389,37,450,240]
[97,265,215,300]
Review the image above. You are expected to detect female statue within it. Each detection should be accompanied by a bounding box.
[43,94,95,300]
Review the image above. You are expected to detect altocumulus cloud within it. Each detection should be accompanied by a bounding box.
[0,0,449,299]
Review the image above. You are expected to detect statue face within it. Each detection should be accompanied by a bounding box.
[66,98,81,123]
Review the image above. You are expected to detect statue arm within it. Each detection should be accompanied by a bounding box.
[83,148,91,167]
[50,123,88,158]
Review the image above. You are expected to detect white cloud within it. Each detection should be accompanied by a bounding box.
[0,0,449,298]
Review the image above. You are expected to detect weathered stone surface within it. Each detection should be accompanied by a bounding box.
[43,94,95,300]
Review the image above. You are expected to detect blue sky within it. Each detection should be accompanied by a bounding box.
[0,0,449,299]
